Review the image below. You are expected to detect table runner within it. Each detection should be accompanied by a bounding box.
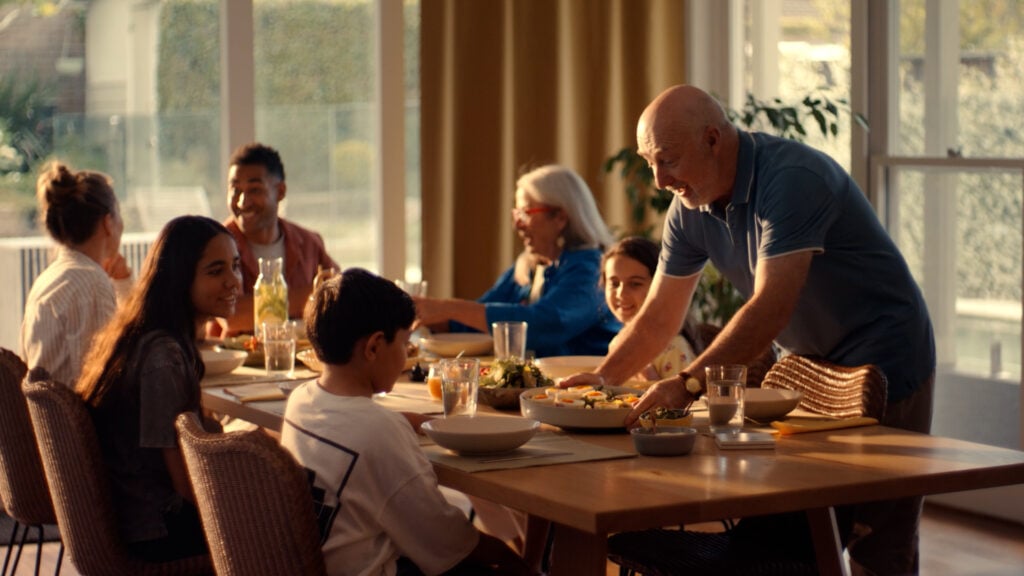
[423,431,634,472]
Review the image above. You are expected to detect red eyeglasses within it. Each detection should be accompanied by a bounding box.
[511,206,557,222]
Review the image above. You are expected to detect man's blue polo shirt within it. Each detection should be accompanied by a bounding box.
[660,131,935,402]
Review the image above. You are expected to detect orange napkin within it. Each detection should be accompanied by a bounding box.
[771,416,878,435]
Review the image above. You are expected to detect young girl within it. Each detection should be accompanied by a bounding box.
[77,215,241,562]
[601,236,697,380]
[21,161,132,386]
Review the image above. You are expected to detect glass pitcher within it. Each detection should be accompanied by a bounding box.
[253,256,288,336]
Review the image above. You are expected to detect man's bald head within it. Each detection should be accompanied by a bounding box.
[637,85,731,154]
[635,85,739,209]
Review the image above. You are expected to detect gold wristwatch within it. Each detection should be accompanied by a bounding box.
[679,370,703,400]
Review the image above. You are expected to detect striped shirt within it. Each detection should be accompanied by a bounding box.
[20,246,131,387]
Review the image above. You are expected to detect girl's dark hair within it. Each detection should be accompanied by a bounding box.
[78,216,232,408]
[305,268,416,365]
[599,236,660,287]
[36,161,118,246]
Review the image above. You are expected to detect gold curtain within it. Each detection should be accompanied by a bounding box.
[421,0,687,298]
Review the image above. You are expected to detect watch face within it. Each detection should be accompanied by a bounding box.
[686,377,702,394]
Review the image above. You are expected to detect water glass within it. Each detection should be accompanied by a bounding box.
[705,364,747,434]
[492,321,528,361]
[439,357,479,417]
[396,279,428,297]
[262,321,296,376]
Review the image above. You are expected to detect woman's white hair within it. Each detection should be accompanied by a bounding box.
[513,164,613,285]
[517,164,613,251]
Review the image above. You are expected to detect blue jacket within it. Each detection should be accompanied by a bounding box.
[456,248,620,358]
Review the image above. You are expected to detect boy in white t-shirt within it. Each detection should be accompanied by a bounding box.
[280,268,531,576]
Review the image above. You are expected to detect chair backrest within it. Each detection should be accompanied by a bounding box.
[0,348,56,526]
[761,355,888,419]
[175,413,327,576]
[22,370,212,576]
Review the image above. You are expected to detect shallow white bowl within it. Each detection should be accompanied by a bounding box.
[631,426,698,456]
[419,333,493,357]
[422,415,540,455]
[201,349,249,376]
[519,386,635,430]
[744,388,803,421]
[533,355,604,380]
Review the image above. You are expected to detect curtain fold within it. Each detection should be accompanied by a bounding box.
[422,0,686,299]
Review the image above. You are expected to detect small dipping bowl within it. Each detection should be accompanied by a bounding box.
[630,426,698,457]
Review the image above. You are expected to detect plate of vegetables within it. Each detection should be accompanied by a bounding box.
[477,359,554,410]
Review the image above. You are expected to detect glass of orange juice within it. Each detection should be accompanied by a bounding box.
[426,363,443,400]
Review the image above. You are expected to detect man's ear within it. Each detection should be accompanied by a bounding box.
[704,125,720,149]
[276,179,287,202]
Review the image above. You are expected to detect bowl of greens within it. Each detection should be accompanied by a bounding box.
[477,358,554,410]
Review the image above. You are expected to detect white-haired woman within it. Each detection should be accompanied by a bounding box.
[413,164,620,357]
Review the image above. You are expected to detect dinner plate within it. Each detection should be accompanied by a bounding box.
[419,333,493,357]
[296,349,322,372]
[422,415,540,455]
[534,355,604,380]
[744,388,803,421]
[519,386,638,430]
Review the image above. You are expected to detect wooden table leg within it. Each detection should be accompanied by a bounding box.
[547,521,607,576]
[806,506,850,576]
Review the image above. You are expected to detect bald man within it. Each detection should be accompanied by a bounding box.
[566,85,935,574]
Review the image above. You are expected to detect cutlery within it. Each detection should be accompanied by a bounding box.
[477,451,572,464]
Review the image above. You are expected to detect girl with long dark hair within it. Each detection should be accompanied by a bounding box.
[78,215,241,562]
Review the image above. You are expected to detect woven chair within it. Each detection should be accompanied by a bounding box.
[175,412,327,576]
[608,356,889,576]
[21,370,213,576]
[0,349,63,576]
[761,354,888,420]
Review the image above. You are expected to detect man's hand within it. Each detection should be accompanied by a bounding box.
[624,375,692,428]
[557,372,606,389]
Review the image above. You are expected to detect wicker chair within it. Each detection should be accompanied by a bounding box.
[175,413,326,576]
[21,370,213,576]
[607,356,889,576]
[761,354,888,420]
[0,349,63,576]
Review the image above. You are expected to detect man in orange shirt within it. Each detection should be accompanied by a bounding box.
[212,142,338,336]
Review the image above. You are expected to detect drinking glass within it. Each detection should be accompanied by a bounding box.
[396,279,428,297]
[262,321,296,376]
[705,364,747,434]
[492,321,528,361]
[439,357,479,417]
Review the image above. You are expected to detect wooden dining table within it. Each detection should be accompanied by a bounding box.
[202,372,1024,576]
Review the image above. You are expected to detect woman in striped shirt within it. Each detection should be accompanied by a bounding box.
[20,161,132,386]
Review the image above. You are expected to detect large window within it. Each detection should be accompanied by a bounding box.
[0,0,419,351]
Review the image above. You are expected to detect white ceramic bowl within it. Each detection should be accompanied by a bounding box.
[744,388,803,421]
[533,355,605,380]
[422,415,540,455]
[631,426,698,456]
[419,333,494,357]
[519,386,636,430]
[201,349,249,376]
